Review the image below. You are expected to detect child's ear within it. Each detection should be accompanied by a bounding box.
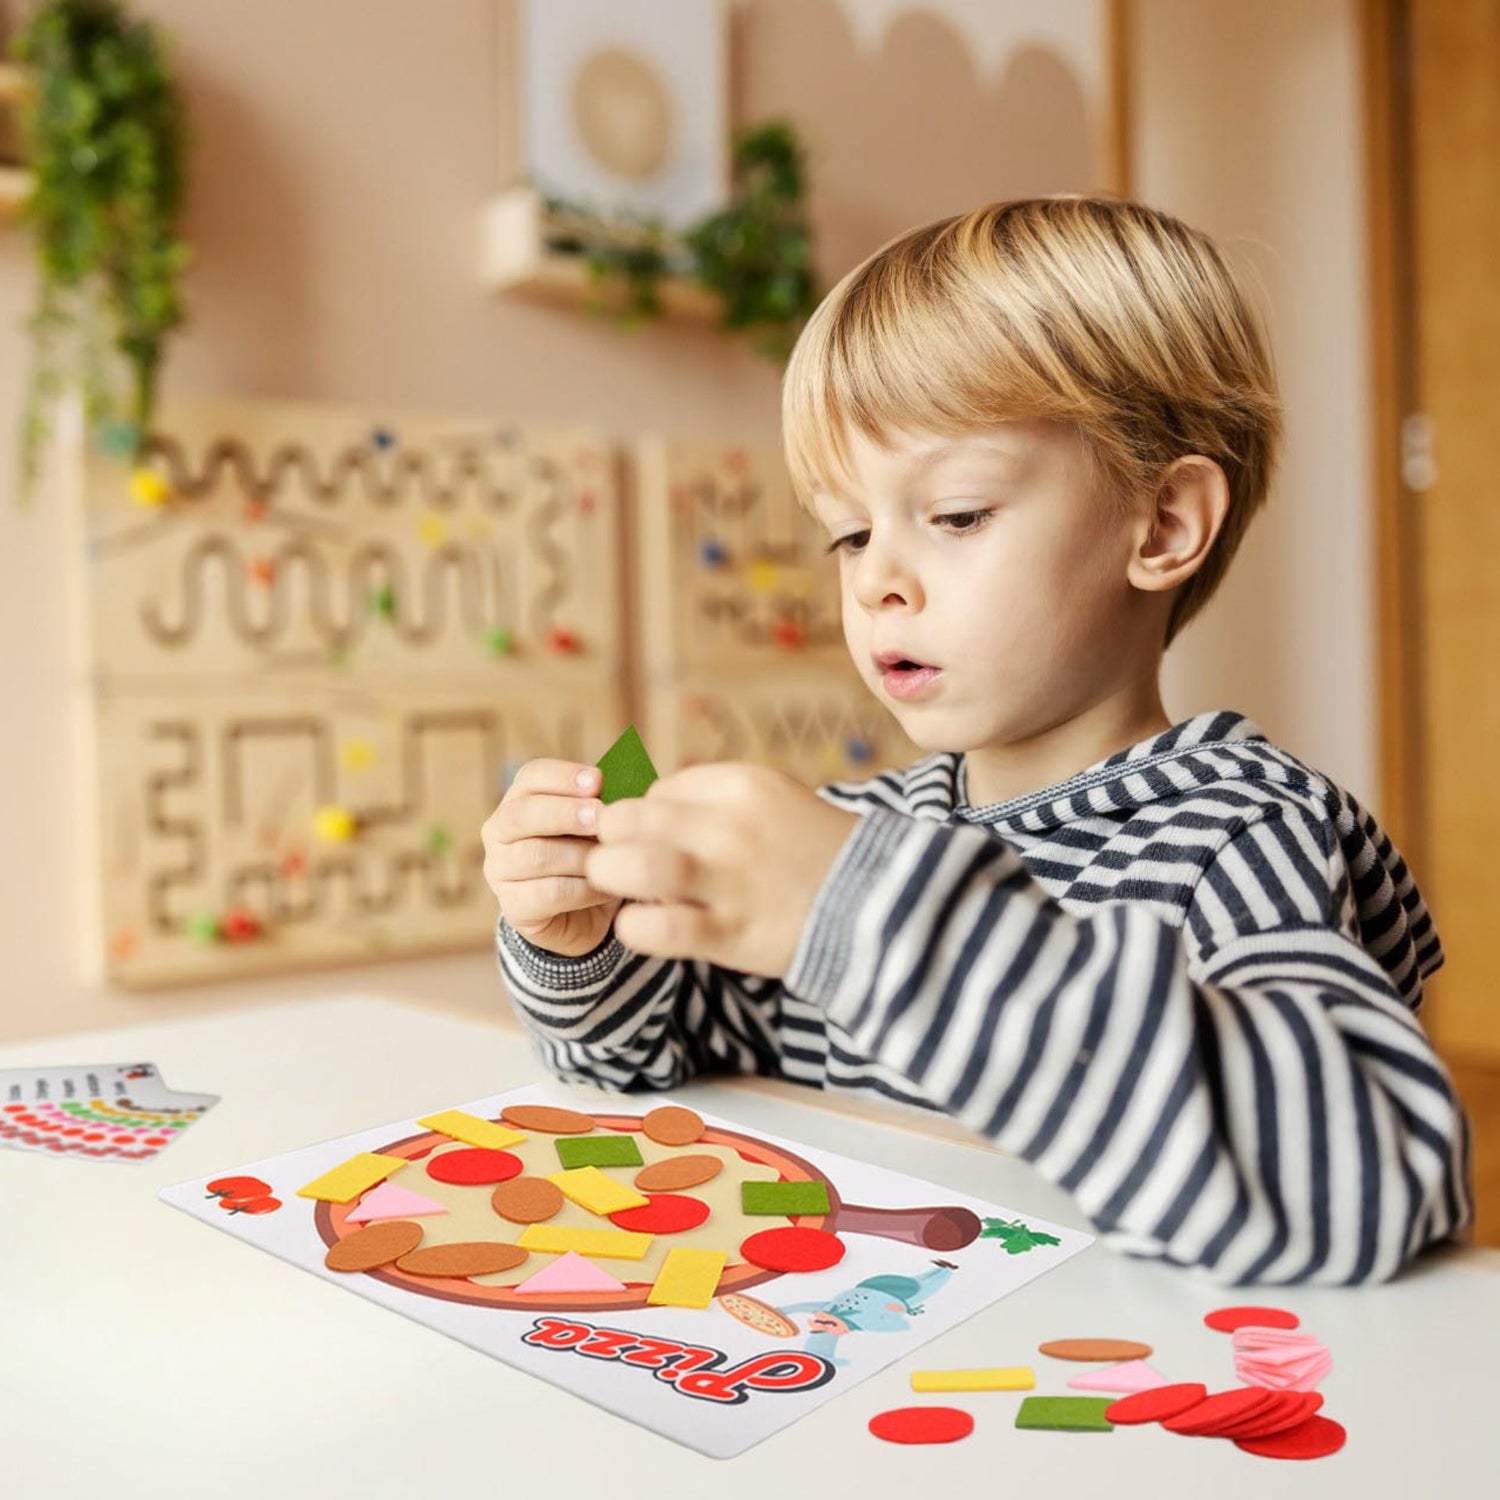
[1126,455,1230,595]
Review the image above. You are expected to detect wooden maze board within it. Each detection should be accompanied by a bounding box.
[632,435,917,785]
[63,399,626,986]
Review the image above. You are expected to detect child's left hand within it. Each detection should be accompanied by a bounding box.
[585,762,862,976]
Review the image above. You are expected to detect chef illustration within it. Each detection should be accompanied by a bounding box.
[776,1259,960,1368]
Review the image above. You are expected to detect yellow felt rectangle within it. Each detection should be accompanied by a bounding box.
[517,1225,654,1260]
[646,1249,728,1309]
[547,1166,649,1216]
[911,1367,1036,1393]
[296,1152,407,1203]
[415,1109,527,1151]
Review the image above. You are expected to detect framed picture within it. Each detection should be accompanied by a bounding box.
[519,0,729,229]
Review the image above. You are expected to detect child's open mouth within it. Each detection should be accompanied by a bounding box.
[875,655,943,701]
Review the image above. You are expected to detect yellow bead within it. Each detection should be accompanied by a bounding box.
[313,805,357,843]
[747,559,779,594]
[128,468,170,508]
[340,739,375,771]
[418,515,447,546]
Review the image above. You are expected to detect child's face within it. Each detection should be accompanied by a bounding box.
[811,419,1161,754]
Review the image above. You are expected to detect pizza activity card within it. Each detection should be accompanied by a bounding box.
[1,1061,219,1163]
[161,1082,1091,1458]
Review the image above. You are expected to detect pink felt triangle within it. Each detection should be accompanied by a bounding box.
[346,1181,450,1223]
[512,1251,627,1295]
[1066,1360,1169,1394]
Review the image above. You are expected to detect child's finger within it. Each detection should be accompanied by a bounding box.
[489,793,602,847]
[510,758,602,799]
[502,875,617,924]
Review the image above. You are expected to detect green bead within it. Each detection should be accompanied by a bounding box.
[483,626,514,656]
[183,912,220,945]
[370,585,397,619]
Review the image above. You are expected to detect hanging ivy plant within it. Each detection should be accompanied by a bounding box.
[542,119,818,362]
[11,0,190,502]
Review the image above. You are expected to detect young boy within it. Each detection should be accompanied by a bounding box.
[481,196,1472,1287]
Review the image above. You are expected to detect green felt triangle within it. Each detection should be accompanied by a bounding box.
[596,724,659,804]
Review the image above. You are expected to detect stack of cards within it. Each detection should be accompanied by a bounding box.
[1,1061,219,1163]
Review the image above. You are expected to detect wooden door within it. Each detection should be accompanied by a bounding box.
[1377,0,1500,1062]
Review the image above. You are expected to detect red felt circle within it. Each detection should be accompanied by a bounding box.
[740,1226,846,1273]
[868,1407,975,1445]
[1234,1415,1347,1460]
[1104,1383,1210,1426]
[1162,1387,1279,1436]
[425,1148,524,1185]
[1220,1392,1324,1441]
[1204,1304,1300,1334]
[608,1194,711,1234]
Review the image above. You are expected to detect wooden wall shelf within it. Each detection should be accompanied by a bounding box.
[477,184,721,323]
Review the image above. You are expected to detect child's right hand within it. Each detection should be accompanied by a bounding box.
[482,759,623,959]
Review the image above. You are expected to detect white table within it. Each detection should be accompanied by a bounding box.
[2,996,1496,1496]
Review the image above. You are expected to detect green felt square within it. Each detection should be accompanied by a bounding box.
[554,1134,645,1170]
[596,725,659,804]
[1014,1397,1115,1433]
[741,1180,831,1216]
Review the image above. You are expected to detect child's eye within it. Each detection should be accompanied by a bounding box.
[821,510,991,556]
[822,531,867,556]
[939,509,991,535]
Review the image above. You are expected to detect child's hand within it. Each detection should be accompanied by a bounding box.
[482,759,622,959]
[586,763,862,977]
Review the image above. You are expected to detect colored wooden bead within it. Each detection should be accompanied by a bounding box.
[220,908,262,943]
[128,468,170,507]
[313,805,357,843]
[183,911,220,945]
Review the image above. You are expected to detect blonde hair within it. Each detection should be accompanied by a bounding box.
[781,196,1283,645]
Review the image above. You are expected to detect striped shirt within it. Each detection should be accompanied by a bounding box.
[496,709,1473,1286]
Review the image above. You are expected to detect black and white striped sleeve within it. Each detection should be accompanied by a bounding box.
[784,804,1473,1286]
[495,915,787,1092]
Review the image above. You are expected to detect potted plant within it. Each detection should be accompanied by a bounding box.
[10,0,190,502]
[544,119,818,362]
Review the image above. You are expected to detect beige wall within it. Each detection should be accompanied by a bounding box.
[1135,0,1379,806]
[0,0,1382,1045]
[0,0,1105,1042]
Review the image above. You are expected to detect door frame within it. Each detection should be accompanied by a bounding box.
[1360,0,1427,869]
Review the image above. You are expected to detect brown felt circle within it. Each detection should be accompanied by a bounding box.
[1038,1338,1154,1362]
[499,1105,595,1135]
[634,1154,723,1192]
[395,1241,530,1277]
[642,1106,705,1147]
[491,1176,566,1224]
[324,1219,424,1272]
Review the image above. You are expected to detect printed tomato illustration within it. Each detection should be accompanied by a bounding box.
[220,1193,282,1216]
[206,1175,271,1201]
